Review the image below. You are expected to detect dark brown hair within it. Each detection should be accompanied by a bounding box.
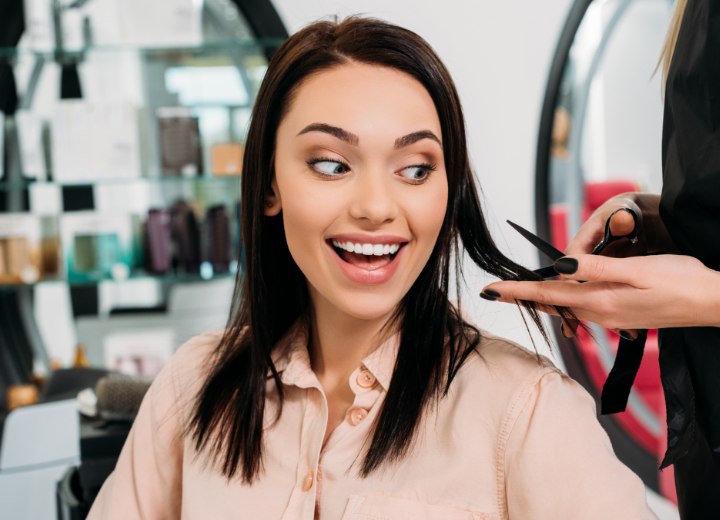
[189,16,547,482]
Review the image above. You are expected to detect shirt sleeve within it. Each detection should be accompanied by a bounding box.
[87,355,184,520]
[503,369,657,519]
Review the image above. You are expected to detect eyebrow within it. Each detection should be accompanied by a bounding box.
[298,123,359,146]
[394,130,442,149]
[297,123,442,149]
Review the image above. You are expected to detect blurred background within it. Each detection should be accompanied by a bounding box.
[0,0,679,517]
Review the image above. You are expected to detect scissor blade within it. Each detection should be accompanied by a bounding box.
[507,220,565,261]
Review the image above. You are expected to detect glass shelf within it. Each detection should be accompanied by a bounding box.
[0,268,238,290]
[0,38,286,60]
[0,174,242,191]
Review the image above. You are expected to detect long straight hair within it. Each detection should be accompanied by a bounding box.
[188,16,547,483]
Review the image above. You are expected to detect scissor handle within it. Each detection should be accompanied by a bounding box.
[592,207,639,255]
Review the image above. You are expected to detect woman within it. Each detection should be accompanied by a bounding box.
[483,0,720,516]
[88,17,654,519]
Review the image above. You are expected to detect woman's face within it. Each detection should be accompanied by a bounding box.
[271,62,448,323]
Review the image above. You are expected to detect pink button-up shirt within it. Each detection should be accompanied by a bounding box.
[88,326,656,519]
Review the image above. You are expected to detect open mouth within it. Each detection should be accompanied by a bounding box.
[329,239,404,271]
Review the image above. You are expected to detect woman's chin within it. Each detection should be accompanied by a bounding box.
[321,294,401,324]
[340,303,398,323]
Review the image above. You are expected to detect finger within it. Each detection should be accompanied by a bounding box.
[565,222,605,255]
[482,280,599,308]
[608,208,636,237]
[552,254,640,285]
[484,282,607,326]
[512,301,563,317]
[566,199,639,255]
[560,323,577,339]
[564,315,579,333]
[611,328,639,341]
[479,288,573,322]
[560,317,579,338]
[534,303,561,316]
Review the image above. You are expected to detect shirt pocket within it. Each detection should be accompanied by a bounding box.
[341,494,498,520]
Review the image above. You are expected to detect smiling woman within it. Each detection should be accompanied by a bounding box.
[87,16,656,520]
[270,63,447,323]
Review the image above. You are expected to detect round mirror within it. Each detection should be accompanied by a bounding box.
[536,0,675,504]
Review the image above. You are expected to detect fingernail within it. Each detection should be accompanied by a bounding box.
[560,322,576,338]
[619,329,638,341]
[480,289,500,301]
[554,257,578,275]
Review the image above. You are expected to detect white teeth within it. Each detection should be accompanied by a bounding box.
[332,240,402,256]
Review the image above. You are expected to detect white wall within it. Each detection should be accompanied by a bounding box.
[271,0,573,359]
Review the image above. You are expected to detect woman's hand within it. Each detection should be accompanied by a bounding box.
[482,254,720,329]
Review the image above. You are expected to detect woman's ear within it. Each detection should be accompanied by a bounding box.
[264,178,282,216]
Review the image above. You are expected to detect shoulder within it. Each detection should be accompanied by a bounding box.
[450,328,606,440]
[151,330,225,419]
[453,329,560,395]
[446,329,569,428]
[171,330,224,376]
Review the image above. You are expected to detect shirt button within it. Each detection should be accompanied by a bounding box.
[302,470,314,491]
[356,368,377,389]
[346,406,369,426]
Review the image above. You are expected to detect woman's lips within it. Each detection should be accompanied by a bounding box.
[336,249,395,270]
[327,241,405,285]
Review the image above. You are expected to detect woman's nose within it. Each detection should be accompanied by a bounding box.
[348,170,398,225]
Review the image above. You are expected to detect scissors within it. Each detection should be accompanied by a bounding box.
[509,207,640,279]
[509,208,645,415]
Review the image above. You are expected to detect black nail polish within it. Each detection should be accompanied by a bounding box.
[480,289,500,301]
[619,330,638,341]
[554,257,578,275]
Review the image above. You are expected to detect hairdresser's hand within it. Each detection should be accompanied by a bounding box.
[565,192,676,257]
[548,192,675,337]
[558,193,647,337]
[482,254,720,329]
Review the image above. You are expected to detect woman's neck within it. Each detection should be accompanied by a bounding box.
[308,299,394,393]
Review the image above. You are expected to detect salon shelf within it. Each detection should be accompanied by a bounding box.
[67,266,239,286]
[0,269,238,291]
[0,175,242,191]
[0,38,285,60]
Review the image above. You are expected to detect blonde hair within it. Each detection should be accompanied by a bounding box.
[658,0,689,86]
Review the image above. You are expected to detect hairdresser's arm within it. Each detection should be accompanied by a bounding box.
[87,358,183,519]
[505,370,656,519]
[484,254,720,329]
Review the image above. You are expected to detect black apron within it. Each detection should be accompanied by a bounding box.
[660,0,720,517]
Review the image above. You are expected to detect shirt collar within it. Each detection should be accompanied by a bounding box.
[358,334,399,391]
[268,322,399,391]
[269,324,309,380]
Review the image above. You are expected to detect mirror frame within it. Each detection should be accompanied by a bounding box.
[534,0,661,492]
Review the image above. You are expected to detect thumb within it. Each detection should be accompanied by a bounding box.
[553,254,637,284]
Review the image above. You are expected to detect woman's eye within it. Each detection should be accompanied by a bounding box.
[398,164,435,182]
[307,159,349,176]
